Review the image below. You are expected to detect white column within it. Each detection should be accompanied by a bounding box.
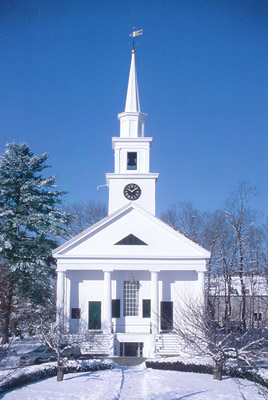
[56,271,65,328]
[151,271,159,334]
[103,271,112,334]
[65,274,71,332]
[197,271,205,306]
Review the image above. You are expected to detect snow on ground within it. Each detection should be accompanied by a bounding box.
[0,363,265,400]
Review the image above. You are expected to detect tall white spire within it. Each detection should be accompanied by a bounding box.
[106,43,159,216]
[125,50,140,112]
[118,50,147,138]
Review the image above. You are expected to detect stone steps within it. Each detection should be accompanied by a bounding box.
[155,333,181,356]
[80,334,111,356]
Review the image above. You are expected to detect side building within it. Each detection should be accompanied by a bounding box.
[208,275,268,329]
[53,48,211,358]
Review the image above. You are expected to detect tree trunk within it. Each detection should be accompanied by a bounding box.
[206,259,212,309]
[238,238,246,330]
[57,360,64,381]
[1,273,13,345]
[213,361,223,380]
[224,274,232,333]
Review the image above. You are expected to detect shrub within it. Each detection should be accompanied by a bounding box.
[0,359,113,393]
[145,360,268,388]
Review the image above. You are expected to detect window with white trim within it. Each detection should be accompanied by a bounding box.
[124,279,139,316]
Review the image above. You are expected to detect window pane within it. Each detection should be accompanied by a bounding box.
[124,280,139,316]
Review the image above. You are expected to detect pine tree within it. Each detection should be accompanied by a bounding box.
[0,142,70,343]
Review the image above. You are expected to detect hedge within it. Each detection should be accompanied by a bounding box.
[145,360,268,388]
[0,359,114,394]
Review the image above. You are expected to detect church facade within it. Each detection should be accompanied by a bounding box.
[53,49,210,358]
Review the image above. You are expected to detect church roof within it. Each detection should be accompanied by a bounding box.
[53,203,211,261]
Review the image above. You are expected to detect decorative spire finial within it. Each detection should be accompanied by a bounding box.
[125,41,140,113]
[129,27,143,53]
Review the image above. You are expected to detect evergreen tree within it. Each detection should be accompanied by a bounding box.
[0,142,70,343]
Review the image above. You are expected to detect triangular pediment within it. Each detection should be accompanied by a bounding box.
[115,234,147,246]
[53,203,210,260]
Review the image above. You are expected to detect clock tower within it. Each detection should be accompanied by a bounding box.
[106,49,159,215]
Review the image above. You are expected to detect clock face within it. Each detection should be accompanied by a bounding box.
[123,183,141,201]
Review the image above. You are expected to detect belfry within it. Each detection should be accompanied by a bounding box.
[53,41,210,358]
[106,48,158,216]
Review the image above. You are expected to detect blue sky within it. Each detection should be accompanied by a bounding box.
[0,0,267,217]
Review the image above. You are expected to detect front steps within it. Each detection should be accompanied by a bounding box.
[79,332,181,358]
[80,334,112,357]
[155,333,181,356]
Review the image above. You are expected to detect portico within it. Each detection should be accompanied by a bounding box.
[54,213,209,358]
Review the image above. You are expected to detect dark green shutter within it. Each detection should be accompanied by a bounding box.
[143,299,151,318]
[112,299,120,318]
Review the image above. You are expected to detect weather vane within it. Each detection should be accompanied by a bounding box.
[129,27,143,52]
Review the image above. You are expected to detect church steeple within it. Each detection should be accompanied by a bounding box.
[106,45,159,216]
[125,50,140,112]
[118,50,147,138]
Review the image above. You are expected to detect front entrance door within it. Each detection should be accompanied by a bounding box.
[120,342,143,357]
[88,301,101,330]
[161,301,173,331]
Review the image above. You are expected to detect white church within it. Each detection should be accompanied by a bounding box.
[53,48,210,358]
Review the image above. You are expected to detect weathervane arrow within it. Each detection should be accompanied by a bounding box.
[129,29,143,38]
[129,28,143,51]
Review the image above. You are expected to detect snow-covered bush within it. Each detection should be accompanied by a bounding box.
[146,358,268,389]
[146,357,213,375]
[0,359,114,393]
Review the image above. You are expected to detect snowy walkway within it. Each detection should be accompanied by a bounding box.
[1,364,264,400]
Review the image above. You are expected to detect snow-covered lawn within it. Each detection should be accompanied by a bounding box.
[0,363,265,400]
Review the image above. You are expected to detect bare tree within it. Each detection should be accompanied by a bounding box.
[161,183,267,332]
[161,201,205,245]
[62,200,107,238]
[161,204,234,318]
[210,211,238,329]
[260,217,268,287]
[38,321,82,381]
[225,182,259,329]
[173,295,267,381]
